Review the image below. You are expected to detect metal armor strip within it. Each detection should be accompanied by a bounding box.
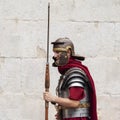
[58,67,91,118]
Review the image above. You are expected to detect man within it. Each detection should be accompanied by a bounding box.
[43,37,98,120]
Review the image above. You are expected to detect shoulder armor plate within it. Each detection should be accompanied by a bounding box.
[61,67,91,90]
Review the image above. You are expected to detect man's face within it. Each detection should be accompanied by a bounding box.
[52,50,70,66]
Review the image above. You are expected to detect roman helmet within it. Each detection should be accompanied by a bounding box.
[51,37,85,66]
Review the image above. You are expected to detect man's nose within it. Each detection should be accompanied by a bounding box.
[53,52,58,57]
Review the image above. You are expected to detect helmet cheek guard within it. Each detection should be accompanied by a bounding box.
[52,51,69,67]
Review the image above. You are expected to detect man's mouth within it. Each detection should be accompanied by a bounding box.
[52,56,59,67]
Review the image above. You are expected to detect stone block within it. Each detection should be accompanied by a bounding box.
[51,0,120,21]
[0,20,47,58]
[50,22,118,58]
[84,57,120,95]
[0,94,45,120]
[0,58,21,93]
[0,0,48,19]
[21,58,45,94]
[98,95,120,120]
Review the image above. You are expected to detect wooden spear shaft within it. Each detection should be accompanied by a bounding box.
[45,3,50,120]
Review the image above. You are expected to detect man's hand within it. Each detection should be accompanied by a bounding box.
[43,91,80,108]
[43,92,56,102]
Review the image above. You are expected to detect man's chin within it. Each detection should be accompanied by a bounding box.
[52,62,58,67]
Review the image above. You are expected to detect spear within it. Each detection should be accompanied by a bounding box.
[45,3,50,120]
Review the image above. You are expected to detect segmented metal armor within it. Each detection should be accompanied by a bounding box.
[57,67,91,118]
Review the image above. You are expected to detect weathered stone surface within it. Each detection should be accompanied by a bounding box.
[0,0,120,120]
[0,20,47,58]
[97,95,120,120]
[51,0,120,21]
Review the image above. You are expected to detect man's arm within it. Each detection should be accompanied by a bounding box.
[43,91,80,108]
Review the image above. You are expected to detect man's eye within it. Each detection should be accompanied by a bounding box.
[55,51,61,54]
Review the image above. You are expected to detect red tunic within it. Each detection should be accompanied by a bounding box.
[62,87,89,120]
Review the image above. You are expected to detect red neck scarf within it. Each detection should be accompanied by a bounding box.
[58,57,98,120]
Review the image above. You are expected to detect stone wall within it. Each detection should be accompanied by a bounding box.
[0,0,120,120]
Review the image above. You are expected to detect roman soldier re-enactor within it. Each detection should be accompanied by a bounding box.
[43,37,98,120]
